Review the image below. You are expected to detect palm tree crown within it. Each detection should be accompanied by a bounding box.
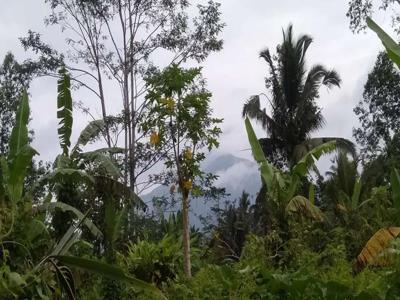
[243,24,353,167]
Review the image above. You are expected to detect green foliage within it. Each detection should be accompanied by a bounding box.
[243,24,352,168]
[54,255,164,298]
[57,67,73,156]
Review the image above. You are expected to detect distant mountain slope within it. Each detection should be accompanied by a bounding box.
[141,153,261,226]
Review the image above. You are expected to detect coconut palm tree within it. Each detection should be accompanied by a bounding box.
[243,24,355,168]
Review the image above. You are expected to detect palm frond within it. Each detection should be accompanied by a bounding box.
[242,95,276,131]
[302,65,341,102]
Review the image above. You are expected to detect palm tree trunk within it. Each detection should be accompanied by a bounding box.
[182,190,192,278]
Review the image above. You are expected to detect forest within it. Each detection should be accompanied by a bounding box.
[2,0,400,299]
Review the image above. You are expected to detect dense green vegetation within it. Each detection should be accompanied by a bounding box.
[3,1,400,299]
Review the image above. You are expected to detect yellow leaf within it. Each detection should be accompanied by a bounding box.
[183,179,193,191]
[165,97,175,111]
[184,148,193,160]
[150,131,159,146]
[353,227,400,273]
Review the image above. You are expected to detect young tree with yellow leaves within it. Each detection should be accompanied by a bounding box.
[144,64,222,278]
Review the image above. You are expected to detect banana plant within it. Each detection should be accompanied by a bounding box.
[245,117,333,221]
[45,68,144,237]
[367,17,400,68]
[0,91,38,241]
[0,91,38,204]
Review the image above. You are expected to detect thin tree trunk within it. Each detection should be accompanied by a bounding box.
[96,65,111,148]
[182,189,192,278]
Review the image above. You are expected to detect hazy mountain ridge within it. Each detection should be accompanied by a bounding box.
[142,153,261,226]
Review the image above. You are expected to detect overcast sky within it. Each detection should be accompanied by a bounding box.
[0,0,391,165]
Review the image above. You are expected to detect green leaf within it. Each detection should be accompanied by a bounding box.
[80,151,121,178]
[53,256,165,298]
[293,137,355,164]
[104,200,125,246]
[57,67,73,156]
[94,176,146,209]
[391,168,400,211]
[367,17,400,68]
[72,119,106,154]
[9,91,30,160]
[309,184,315,205]
[351,178,362,210]
[6,91,38,201]
[8,145,38,201]
[245,117,277,189]
[49,260,76,300]
[8,272,26,287]
[38,202,103,238]
[46,168,95,186]
[292,141,337,177]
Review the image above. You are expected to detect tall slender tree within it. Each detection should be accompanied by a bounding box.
[243,24,355,168]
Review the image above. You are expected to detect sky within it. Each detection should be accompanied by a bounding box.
[0,0,392,179]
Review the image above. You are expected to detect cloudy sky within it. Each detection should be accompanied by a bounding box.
[0,0,391,170]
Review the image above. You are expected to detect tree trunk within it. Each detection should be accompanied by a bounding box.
[182,190,192,278]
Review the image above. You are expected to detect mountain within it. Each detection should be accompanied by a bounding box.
[141,153,261,227]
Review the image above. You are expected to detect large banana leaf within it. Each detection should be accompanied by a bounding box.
[72,119,106,154]
[53,255,165,298]
[8,146,38,202]
[8,91,30,160]
[38,202,102,238]
[353,227,400,273]
[391,168,400,212]
[292,141,337,178]
[80,151,121,178]
[245,117,279,190]
[367,17,400,68]
[46,168,95,186]
[292,137,355,164]
[57,67,73,156]
[94,176,146,209]
[7,92,38,201]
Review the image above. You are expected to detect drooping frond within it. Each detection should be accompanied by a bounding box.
[302,65,341,102]
[72,119,106,154]
[57,67,73,156]
[242,95,276,132]
[37,201,103,238]
[80,151,121,179]
[292,137,356,165]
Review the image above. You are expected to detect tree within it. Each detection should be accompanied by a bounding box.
[243,25,354,168]
[21,0,224,196]
[210,191,253,261]
[0,53,34,154]
[347,0,400,34]
[324,152,360,210]
[353,52,400,162]
[144,64,222,278]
